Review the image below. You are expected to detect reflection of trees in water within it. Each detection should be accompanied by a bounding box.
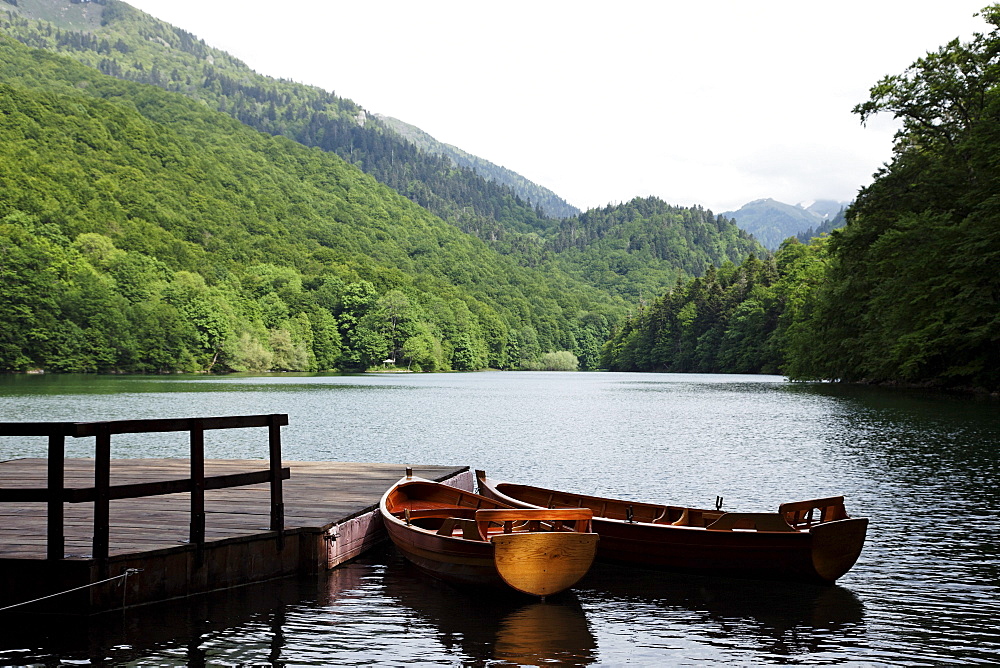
[576,563,866,659]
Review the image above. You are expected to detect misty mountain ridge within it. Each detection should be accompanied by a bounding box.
[723,198,850,250]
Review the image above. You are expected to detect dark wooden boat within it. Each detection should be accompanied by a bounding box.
[379,471,599,597]
[475,470,868,584]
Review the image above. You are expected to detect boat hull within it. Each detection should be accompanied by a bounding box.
[383,515,504,588]
[492,532,598,597]
[585,515,867,582]
[476,472,867,584]
[380,476,599,596]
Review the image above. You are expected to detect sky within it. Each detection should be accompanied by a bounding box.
[125,0,991,213]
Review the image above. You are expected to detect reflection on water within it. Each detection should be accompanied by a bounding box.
[577,563,865,664]
[0,547,868,667]
[1,372,999,664]
[0,547,599,666]
[0,546,871,666]
[381,550,597,666]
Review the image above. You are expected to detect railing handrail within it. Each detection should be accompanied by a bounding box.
[0,468,292,503]
[0,414,289,566]
[0,414,289,438]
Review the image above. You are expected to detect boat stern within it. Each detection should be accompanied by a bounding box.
[492,531,600,597]
[809,517,869,582]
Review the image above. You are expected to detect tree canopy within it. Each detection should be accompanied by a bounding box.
[0,35,622,373]
[790,5,1000,389]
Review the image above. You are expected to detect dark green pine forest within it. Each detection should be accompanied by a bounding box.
[1,0,997,392]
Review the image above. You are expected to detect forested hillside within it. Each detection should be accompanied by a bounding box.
[0,0,766,309]
[17,0,987,389]
[0,0,556,248]
[0,35,623,373]
[604,6,1000,392]
[547,198,761,300]
[785,7,1000,390]
[796,208,846,244]
[601,240,824,374]
[377,114,580,219]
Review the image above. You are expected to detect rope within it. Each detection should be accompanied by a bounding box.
[0,568,142,612]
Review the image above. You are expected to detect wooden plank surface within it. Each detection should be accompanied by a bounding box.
[0,459,464,560]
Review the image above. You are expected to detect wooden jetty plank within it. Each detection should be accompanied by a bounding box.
[0,457,468,614]
[0,459,461,561]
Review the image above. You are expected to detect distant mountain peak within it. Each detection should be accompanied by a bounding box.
[722,198,850,250]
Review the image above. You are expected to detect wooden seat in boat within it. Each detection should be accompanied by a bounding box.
[779,496,848,528]
[436,517,485,540]
[669,507,706,527]
[705,512,797,532]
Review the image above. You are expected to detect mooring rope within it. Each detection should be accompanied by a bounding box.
[0,568,142,612]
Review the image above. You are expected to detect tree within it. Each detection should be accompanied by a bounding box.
[791,6,1000,389]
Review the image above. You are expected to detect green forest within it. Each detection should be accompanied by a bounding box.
[0,0,759,375]
[604,6,1000,391]
[0,37,622,373]
[1,0,998,392]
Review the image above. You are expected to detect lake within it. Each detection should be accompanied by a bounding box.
[1,371,998,665]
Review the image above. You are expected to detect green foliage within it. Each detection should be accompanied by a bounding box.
[546,198,763,301]
[378,114,581,219]
[795,207,846,244]
[602,6,1000,392]
[522,351,580,372]
[1,1,767,308]
[0,0,558,249]
[17,0,995,389]
[601,241,826,375]
[789,6,1000,390]
[0,35,624,373]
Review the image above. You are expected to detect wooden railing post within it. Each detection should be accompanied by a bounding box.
[93,423,111,573]
[1,415,290,569]
[268,414,284,547]
[46,433,65,560]
[189,420,206,554]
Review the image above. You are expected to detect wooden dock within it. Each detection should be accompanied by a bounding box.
[0,416,470,614]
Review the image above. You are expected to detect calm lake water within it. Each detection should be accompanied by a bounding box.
[1,371,998,666]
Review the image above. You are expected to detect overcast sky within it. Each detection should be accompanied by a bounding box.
[126,1,990,213]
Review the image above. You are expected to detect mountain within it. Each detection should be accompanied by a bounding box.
[377,114,580,219]
[0,0,557,248]
[0,34,622,373]
[801,199,847,220]
[723,198,848,250]
[546,198,762,301]
[796,207,847,244]
[0,0,766,284]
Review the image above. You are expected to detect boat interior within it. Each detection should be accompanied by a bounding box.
[386,481,593,540]
[491,483,851,532]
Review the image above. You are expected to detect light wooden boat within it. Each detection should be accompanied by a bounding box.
[379,471,599,597]
[475,470,867,584]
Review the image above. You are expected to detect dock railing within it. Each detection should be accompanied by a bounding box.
[0,414,290,566]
